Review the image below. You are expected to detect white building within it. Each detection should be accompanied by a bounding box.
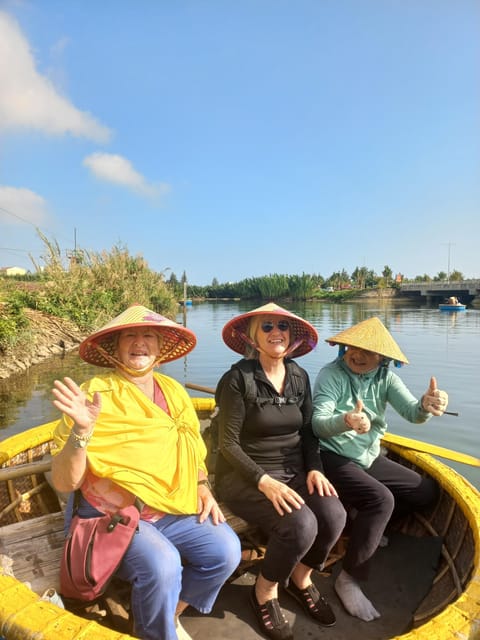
[0,266,27,276]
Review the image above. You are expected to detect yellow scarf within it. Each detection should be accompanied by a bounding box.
[53,372,207,515]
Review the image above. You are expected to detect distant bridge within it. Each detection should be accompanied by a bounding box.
[399,279,480,304]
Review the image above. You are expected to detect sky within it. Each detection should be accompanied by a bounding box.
[0,1,479,286]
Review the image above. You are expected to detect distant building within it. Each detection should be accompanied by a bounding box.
[0,266,27,276]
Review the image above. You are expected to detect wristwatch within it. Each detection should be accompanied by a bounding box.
[197,478,212,490]
[69,429,93,449]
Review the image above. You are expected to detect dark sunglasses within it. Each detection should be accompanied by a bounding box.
[261,320,290,333]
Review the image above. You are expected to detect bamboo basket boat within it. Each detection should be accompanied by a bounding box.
[1,397,479,640]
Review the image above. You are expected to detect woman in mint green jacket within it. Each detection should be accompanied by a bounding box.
[312,317,449,623]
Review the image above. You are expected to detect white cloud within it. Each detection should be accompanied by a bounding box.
[83,152,170,199]
[0,11,111,142]
[0,186,50,226]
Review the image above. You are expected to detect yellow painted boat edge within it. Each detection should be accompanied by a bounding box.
[383,442,480,640]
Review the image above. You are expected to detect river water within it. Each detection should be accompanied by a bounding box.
[1,300,479,489]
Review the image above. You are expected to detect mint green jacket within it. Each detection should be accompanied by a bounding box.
[312,358,431,469]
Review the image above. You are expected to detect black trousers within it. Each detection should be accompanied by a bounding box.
[320,450,439,581]
[217,471,347,585]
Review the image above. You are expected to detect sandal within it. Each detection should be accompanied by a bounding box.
[284,581,336,627]
[250,586,293,640]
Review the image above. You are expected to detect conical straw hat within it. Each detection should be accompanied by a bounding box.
[79,303,196,367]
[222,302,318,358]
[326,316,409,364]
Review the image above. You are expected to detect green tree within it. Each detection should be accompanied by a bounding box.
[329,269,351,290]
[449,270,464,281]
[351,266,370,289]
[382,265,393,287]
[414,274,432,282]
[168,272,179,288]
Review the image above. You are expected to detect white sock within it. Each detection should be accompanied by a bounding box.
[174,615,193,640]
[335,570,381,622]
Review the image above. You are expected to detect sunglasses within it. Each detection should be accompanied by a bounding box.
[260,320,290,333]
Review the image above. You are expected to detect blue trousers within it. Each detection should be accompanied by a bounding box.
[70,497,241,640]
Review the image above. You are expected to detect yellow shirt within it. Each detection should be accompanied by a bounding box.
[53,371,208,515]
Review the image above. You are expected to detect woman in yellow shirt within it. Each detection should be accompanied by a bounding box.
[51,304,241,640]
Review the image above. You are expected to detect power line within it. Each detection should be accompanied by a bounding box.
[0,205,77,247]
[0,247,36,255]
[0,205,39,227]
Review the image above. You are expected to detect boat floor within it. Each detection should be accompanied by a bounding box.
[180,531,443,640]
[1,509,443,639]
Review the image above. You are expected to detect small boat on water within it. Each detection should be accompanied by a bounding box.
[1,397,479,640]
[439,297,467,312]
[439,303,466,311]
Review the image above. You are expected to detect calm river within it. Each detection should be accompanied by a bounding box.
[1,300,479,489]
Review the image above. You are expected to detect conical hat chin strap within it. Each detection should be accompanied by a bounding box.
[94,344,161,377]
[283,337,304,358]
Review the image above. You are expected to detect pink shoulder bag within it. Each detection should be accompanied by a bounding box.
[60,493,142,602]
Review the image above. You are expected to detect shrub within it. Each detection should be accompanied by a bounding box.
[26,232,177,331]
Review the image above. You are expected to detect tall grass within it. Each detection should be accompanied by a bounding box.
[0,232,177,353]
[32,232,177,329]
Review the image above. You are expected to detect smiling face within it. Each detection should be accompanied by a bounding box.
[116,327,161,371]
[254,315,291,359]
[343,345,383,374]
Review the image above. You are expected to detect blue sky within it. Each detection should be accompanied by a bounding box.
[1,1,478,285]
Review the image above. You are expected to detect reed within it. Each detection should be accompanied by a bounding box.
[0,232,177,353]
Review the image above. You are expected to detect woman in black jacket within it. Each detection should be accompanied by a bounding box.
[215,303,346,640]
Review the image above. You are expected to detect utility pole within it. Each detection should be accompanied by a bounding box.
[66,228,82,268]
[442,242,455,282]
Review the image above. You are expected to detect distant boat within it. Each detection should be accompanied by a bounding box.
[439,303,466,311]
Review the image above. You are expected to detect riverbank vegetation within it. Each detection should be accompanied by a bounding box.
[0,234,177,354]
[0,231,466,355]
[170,266,464,301]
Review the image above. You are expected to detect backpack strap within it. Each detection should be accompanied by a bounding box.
[232,358,304,408]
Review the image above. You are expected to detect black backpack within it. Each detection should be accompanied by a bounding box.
[204,358,304,472]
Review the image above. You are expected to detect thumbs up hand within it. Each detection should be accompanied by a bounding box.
[421,377,449,416]
[344,398,371,434]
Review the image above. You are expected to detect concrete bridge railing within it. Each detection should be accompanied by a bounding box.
[399,280,480,295]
